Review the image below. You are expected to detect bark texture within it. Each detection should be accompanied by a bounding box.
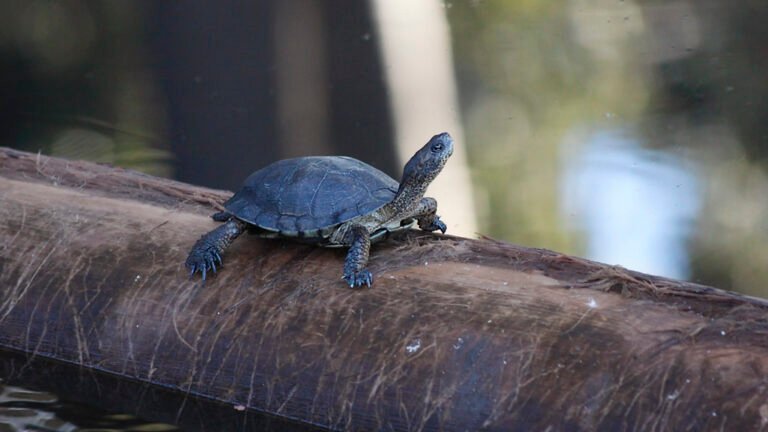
[2,147,768,431]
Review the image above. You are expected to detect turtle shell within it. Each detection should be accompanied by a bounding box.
[224,156,401,240]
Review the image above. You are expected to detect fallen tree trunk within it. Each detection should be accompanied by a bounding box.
[1,147,768,431]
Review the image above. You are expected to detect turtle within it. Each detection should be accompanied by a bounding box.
[185,132,454,287]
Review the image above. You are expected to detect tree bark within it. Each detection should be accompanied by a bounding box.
[1,147,768,431]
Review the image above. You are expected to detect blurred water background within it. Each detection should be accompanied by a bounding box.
[1,0,767,428]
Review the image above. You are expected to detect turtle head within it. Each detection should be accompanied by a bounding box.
[397,132,454,195]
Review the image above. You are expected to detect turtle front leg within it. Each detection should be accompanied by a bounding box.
[342,225,373,288]
[186,218,247,280]
[413,197,447,234]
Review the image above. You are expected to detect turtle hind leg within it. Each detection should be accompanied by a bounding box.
[413,197,447,234]
[186,218,246,280]
[342,225,373,288]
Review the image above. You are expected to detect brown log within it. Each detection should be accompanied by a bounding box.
[1,146,768,431]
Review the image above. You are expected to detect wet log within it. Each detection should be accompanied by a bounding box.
[2,146,768,431]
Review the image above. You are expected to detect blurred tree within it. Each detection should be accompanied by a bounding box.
[145,0,398,190]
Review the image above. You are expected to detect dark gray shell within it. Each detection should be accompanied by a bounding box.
[224,156,399,239]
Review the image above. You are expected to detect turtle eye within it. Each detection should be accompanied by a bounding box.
[431,142,444,152]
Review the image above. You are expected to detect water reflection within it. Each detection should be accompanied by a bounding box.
[0,383,178,431]
[561,127,700,279]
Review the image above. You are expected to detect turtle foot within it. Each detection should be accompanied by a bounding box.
[185,219,245,281]
[343,269,373,288]
[185,239,223,281]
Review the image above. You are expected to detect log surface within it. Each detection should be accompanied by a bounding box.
[1,147,768,431]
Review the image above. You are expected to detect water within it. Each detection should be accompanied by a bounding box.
[0,381,178,432]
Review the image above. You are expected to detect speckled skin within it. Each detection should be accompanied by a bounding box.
[185,132,454,287]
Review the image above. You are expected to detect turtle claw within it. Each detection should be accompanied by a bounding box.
[343,269,373,288]
[435,219,447,234]
[419,217,447,234]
